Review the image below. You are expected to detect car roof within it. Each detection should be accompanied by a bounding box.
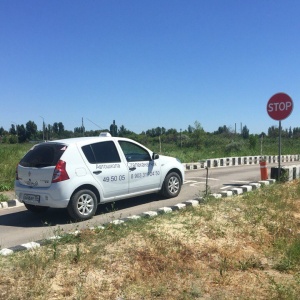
[43,136,135,146]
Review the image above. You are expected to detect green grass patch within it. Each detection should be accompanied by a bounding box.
[1,181,300,299]
[0,143,32,190]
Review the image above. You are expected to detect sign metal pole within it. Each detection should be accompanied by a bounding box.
[267,93,293,181]
[278,120,281,180]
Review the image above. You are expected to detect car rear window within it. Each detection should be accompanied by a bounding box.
[82,141,121,164]
[19,143,67,168]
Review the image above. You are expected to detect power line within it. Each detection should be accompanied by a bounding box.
[86,118,102,129]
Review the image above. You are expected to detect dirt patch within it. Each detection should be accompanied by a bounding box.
[0,190,16,201]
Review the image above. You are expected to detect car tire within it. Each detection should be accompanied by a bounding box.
[67,189,97,221]
[24,203,49,213]
[162,172,182,198]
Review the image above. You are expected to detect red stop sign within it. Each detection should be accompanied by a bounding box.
[267,93,293,121]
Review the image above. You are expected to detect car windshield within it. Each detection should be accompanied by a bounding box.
[19,143,67,168]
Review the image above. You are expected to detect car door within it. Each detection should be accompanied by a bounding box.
[81,141,129,199]
[118,140,161,194]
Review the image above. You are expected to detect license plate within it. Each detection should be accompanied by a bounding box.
[23,194,40,203]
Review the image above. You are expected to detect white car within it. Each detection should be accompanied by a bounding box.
[15,133,185,220]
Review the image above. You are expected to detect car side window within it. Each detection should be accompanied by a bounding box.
[118,141,151,162]
[82,141,121,164]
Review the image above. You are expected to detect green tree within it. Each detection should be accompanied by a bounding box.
[25,121,37,140]
[0,126,5,136]
[110,120,118,137]
[191,121,204,149]
[214,125,230,135]
[118,125,134,137]
[58,122,64,136]
[249,135,257,150]
[53,122,59,135]
[9,124,17,135]
[268,126,279,137]
[17,125,26,143]
[293,127,300,138]
[242,125,249,139]
[187,125,194,133]
[288,126,293,138]
[155,127,162,136]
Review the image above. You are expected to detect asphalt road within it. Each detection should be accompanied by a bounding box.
[0,162,298,249]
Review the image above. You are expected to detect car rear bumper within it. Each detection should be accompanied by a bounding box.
[15,181,70,208]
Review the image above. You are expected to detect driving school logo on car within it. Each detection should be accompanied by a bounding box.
[128,161,157,168]
[96,163,121,170]
[25,178,38,187]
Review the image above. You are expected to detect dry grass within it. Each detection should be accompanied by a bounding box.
[1,181,300,299]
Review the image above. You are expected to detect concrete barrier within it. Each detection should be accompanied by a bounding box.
[183,155,300,171]
[270,166,294,181]
[232,157,238,166]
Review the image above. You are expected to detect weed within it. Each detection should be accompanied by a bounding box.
[0,193,9,202]
[237,256,264,271]
[0,183,11,192]
[275,238,300,272]
[52,241,59,260]
[268,276,299,299]
[219,256,229,276]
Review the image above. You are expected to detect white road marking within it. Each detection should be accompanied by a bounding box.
[184,179,212,187]
[229,180,250,183]
[220,186,232,190]
[185,178,252,189]
[190,182,206,187]
[183,180,198,185]
[186,176,219,181]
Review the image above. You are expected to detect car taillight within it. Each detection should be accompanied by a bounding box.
[52,160,69,183]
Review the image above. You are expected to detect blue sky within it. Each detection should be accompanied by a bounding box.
[1,0,299,134]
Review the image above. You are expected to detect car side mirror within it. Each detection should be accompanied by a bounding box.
[152,153,159,160]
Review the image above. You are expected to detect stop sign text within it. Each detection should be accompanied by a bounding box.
[267,93,293,121]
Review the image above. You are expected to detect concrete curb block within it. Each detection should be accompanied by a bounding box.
[158,207,173,214]
[0,158,297,211]
[0,201,8,209]
[209,179,277,199]
[0,199,24,209]
[0,179,277,256]
[241,185,252,192]
[221,191,233,197]
[232,188,244,195]
[142,211,158,217]
[0,198,203,256]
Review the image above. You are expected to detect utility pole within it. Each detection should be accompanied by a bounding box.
[40,116,45,141]
[180,128,182,147]
[82,117,85,136]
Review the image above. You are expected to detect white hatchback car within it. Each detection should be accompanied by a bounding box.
[15,133,185,220]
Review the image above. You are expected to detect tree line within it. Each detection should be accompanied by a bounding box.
[0,119,300,145]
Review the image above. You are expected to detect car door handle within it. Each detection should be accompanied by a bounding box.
[93,171,102,175]
[129,167,136,171]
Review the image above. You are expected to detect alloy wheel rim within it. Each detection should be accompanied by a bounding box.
[168,176,179,194]
[77,194,94,215]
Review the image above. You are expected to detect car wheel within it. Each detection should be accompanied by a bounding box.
[162,172,182,198]
[67,189,97,221]
[24,203,49,213]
